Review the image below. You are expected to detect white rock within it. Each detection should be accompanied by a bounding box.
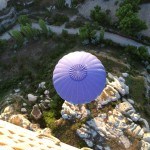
[3,105,14,114]
[62,114,69,119]
[139,118,150,132]
[101,113,107,119]
[96,145,103,150]
[122,73,129,78]
[104,146,111,150]
[38,82,46,89]
[44,90,49,95]
[137,128,144,138]
[40,95,43,98]
[21,108,27,113]
[127,99,134,105]
[141,140,150,150]
[65,0,72,8]
[14,89,20,93]
[23,103,27,107]
[45,99,50,103]
[28,94,37,102]
[108,73,114,79]
[84,139,93,147]
[130,114,140,122]
[76,129,89,138]
[31,105,42,120]
[119,77,125,83]
[143,133,150,143]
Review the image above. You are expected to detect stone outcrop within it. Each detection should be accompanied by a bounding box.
[76,102,148,149]
[61,101,90,120]
[61,73,150,149]
[31,104,42,120]
[28,94,37,102]
[38,81,46,89]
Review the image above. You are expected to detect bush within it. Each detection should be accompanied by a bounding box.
[39,19,52,38]
[43,111,56,130]
[90,5,111,26]
[116,0,147,36]
[55,0,65,9]
[79,23,96,43]
[125,45,149,62]
[10,30,24,47]
[18,15,31,26]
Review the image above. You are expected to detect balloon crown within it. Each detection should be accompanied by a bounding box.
[69,64,87,81]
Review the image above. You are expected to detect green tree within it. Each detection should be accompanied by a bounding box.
[21,24,34,40]
[90,5,111,26]
[116,4,134,21]
[79,23,96,43]
[125,45,149,61]
[39,19,52,38]
[55,0,65,9]
[18,15,31,26]
[120,0,140,12]
[11,30,24,47]
[116,2,147,36]
[118,13,147,35]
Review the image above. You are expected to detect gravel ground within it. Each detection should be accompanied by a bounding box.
[139,4,150,37]
[78,0,120,21]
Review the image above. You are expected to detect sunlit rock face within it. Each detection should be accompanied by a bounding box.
[0,0,10,11]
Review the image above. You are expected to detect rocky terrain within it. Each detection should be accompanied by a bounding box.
[0,72,150,150]
[61,73,150,150]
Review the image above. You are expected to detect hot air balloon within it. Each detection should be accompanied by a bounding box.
[53,51,106,104]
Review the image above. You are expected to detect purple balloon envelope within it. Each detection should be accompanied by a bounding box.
[53,51,106,104]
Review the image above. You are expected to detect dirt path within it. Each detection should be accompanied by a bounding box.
[0,23,150,54]
[139,4,150,37]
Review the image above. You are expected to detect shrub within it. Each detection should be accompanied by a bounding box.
[43,111,56,130]
[116,0,147,36]
[39,19,52,38]
[55,0,65,9]
[18,15,31,26]
[90,5,111,26]
[21,24,34,41]
[79,23,96,43]
[125,45,149,62]
[10,30,24,47]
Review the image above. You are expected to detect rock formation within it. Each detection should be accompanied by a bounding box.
[61,73,150,150]
[61,101,90,120]
[31,104,42,120]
